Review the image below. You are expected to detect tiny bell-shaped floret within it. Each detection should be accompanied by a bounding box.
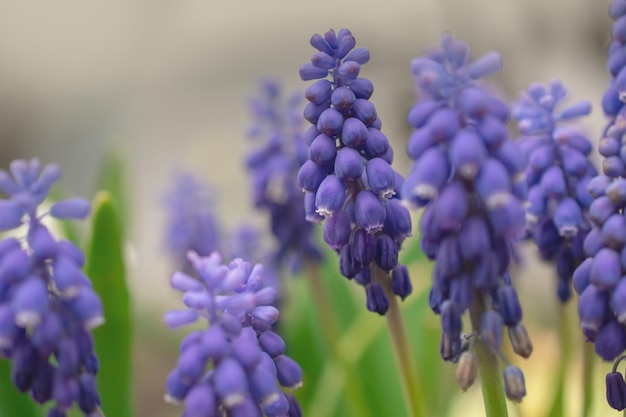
[508,322,533,359]
[354,190,386,233]
[595,320,626,362]
[214,358,248,407]
[315,175,346,217]
[578,284,610,336]
[503,366,526,402]
[497,286,522,326]
[322,211,351,252]
[391,265,413,300]
[455,351,478,392]
[607,371,626,411]
[590,248,621,290]
[274,354,303,389]
[366,158,396,199]
[365,282,389,315]
[375,235,399,272]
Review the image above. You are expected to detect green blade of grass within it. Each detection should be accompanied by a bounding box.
[84,191,132,417]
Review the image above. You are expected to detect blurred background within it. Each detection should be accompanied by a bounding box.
[0,0,616,416]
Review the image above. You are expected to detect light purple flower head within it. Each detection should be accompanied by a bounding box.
[164,251,302,416]
[297,28,414,315]
[0,159,103,417]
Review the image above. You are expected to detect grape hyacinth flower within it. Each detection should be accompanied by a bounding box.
[0,159,104,417]
[298,28,413,315]
[402,33,530,401]
[513,81,596,302]
[576,2,626,409]
[164,251,302,417]
[163,171,220,272]
[246,79,322,272]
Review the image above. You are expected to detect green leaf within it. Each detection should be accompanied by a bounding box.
[95,152,129,240]
[0,360,43,417]
[84,191,132,417]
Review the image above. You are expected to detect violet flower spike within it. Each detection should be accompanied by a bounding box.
[0,158,104,417]
[513,81,596,303]
[402,33,530,400]
[246,79,322,274]
[575,5,626,409]
[298,28,413,315]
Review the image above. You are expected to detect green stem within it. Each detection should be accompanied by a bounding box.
[374,267,427,417]
[545,302,572,417]
[582,340,595,417]
[304,261,373,417]
[469,292,509,417]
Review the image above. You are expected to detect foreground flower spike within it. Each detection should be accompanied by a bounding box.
[298,28,413,315]
[0,158,104,417]
[246,79,322,272]
[402,33,530,400]
[163,172,220,271]
[513,81,596,302]
[164,251,302,416]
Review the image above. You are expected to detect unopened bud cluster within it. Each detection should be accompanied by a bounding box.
[513,81,596,302]
[164,251,302,417]
[297,28,413,315]
[401,34,531,401]
[0,159,103,417]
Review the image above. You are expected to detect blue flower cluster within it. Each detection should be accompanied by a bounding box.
[513,81,596,303]
[580,1,626,410]
[163,171,219,272]
[246,79,322,272]
[164,251,302,417]
[297,28,413,315]
[0,159,103,417]
[401,33,530,400]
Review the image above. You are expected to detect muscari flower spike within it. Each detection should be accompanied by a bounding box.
[164,251,302,417]
[246,79,322,273]
[402,33,530,401]
[297,28,414,315]
[512,80,596,303]
[163,171,220,272]
[0,158,104,417]
[576,3,626,408]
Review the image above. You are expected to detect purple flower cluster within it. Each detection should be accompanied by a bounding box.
[297,28,413,315]
[0,159,103,417]
[580,1,626,409]
[164,251,302,417]
[163,171,220,272]
[246,79,322,271]
[513,81,596,302]
[401,34,530,400]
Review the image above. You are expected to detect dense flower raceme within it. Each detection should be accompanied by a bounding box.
[401,33,531,400]
[0,159,104,417]
[513,81,596,303]
[164,251,303,417]
[246,79,322,272]
[164,171,220,272]
[297,28,413,315]
[582,1,626,409]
